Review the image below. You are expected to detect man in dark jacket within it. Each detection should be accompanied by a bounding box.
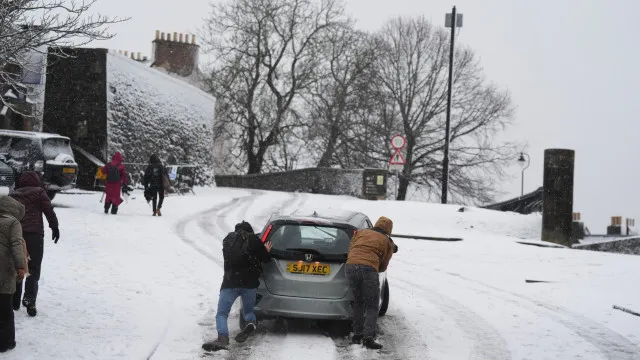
[202,221,272,352]
[9,171,60,317]
[142,154,166,216]
[346,216,395,350]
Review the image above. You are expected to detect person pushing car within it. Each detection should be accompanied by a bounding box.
[346,216,396,350]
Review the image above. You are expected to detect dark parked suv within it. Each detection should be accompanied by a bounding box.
[240,209,391,329]
[0,130,78,199]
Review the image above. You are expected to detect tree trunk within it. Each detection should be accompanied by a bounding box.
[396,173,410,200]
[317,125,340,168]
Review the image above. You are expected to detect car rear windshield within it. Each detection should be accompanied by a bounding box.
[43,138,73,160]
[268,223,354,255]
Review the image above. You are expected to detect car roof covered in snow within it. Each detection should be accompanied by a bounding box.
[268,209,366,228]
[0,129,70,140]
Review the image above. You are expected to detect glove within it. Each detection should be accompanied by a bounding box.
[52,228,60,244]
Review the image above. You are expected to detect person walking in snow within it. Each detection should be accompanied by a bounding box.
[142,154,167,216]
[103,151,130,215]
[346,216,396,350]
[202,221,273,352]
[9,172,60,317]
[0,196,26,353]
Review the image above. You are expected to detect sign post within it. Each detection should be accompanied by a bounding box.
[389,135,407,199]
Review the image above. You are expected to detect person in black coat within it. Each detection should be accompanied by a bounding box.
[202,221,272,352]
[142,154,167,216]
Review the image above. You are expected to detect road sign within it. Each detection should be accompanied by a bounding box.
[391,135,406,150]
[389,150,406,165]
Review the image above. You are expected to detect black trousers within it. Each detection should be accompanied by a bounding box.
[345,264,380,338]
[14,232,44,305]
[152,189,164,212]
[0,294,15,347]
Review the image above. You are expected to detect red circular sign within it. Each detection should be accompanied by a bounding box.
[391,135,406,149]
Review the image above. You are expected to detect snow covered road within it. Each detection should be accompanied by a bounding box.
[3,188,640,359]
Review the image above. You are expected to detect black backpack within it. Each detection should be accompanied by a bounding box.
[223,231,250,266]
[105,164,120,183]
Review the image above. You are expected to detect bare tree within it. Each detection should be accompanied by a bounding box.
[304,24,377,168]
[203,0,347,174]
[0,0,125,113]
[373,17,517,203]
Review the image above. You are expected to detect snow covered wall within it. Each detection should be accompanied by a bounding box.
[106,53,215,185]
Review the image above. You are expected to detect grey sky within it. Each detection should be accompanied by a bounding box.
[92,0,640,233]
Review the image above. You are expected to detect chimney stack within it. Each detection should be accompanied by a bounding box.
[151,29,200,77]
[155,30,160,40]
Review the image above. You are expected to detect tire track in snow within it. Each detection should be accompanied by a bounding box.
[392,277,512,360]
[439,271,640,360]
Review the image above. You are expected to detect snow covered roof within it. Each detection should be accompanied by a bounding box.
[0,129,69,140]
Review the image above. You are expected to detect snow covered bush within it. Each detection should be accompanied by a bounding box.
[106,54,215,185]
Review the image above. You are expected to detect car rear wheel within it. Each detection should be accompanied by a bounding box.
[378,280,389,316]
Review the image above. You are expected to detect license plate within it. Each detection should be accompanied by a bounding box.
[286,262,331,276]
[62,167,76,174]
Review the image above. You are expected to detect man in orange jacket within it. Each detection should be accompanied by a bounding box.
[346,216,395,350]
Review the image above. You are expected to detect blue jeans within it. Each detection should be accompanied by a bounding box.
[215,288,257,337]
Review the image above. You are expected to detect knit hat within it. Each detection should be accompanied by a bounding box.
[235,221,254,233]
[374,216,393,235]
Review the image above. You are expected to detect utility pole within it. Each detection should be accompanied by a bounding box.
[442,6,462,204]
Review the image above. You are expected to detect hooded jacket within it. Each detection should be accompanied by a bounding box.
[347,216,395,272]
[143,155,166,191]
[221,221,271,289]
[104,152,128,206]
[0,195,26,294]
[9,171,59,235]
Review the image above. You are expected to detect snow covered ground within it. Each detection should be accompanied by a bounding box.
[3,188,640,359]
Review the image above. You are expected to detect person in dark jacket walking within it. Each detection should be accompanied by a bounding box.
[202,221,272,352]
[9,172,59,317]
[0,196,25,353]
[346,216,395,350]
[104,151,129,215]
[142,154,167,216]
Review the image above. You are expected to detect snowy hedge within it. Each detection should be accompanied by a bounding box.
[106,54,215,185]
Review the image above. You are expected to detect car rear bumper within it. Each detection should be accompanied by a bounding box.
[254,291,353,320]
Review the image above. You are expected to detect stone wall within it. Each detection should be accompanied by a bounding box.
[573,237,640,256]
[43,48,109,188]
[215,168,364,197]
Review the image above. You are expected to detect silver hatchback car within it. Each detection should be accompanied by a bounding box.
[240,210,390,328]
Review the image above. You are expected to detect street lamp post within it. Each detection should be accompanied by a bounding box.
[441,6,463,204]
[517,152,530,196]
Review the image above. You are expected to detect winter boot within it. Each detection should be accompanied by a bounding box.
[156,208,162,217]
[22,298,37,317]
[362,337,383,350]
[351,334,363,344]
[202,335,229,351]
[111,205,118,215]
[104,203,111,214]
[234,322,256,343]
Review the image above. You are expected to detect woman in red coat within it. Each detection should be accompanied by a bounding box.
[103,152,128,215]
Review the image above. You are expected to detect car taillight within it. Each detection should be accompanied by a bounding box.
[261,224,273,243]
[353,229,358,237]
